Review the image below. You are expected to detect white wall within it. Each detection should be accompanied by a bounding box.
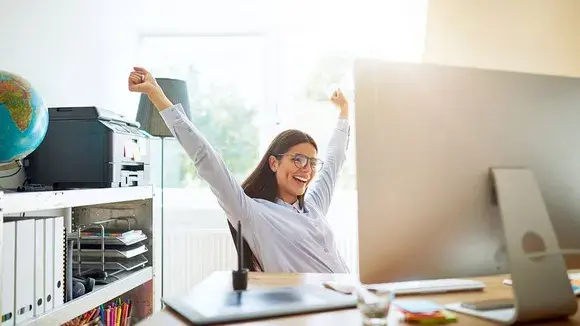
[0,0,142,118]
[423,0,580,77]
[140,0,277,34]
[0,0,142,182]
[422,0,580,268]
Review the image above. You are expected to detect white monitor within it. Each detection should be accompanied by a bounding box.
[354,59,580,284]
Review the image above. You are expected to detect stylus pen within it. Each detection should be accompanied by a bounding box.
[237,221,242,269]
[232,220,248,291]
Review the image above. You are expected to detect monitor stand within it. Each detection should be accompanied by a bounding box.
[446,168,577,324]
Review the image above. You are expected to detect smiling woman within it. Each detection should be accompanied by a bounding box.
[128,66,352,273]
[242,130,320,207]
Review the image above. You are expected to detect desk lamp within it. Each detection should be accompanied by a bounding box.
[135,77,192,190]
[136,78,192,135]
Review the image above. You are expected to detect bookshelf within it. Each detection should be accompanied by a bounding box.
[0,186,162,325]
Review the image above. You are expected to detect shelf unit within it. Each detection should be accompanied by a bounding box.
[0,186,162,326]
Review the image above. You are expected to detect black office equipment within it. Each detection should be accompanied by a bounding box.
[25,106,154,189]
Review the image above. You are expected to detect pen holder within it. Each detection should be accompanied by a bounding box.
[232,268,248,291]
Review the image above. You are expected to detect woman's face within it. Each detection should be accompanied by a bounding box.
[269,142,320,203]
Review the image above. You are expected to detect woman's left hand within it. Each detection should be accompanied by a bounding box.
[330,88,349,118]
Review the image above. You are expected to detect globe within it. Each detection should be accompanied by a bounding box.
[0,70,49,165]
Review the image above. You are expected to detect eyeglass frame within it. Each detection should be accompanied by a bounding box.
[274,153,324,172]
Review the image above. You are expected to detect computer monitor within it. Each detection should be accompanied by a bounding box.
[354,59,580,284]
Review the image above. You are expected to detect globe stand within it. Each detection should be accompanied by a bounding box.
[0,160,24,190]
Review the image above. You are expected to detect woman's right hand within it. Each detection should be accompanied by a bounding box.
[330,88,349,119]
[128,67,160,96]
[128,67,173,111]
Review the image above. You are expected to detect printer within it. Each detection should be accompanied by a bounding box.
[25,106,155,189]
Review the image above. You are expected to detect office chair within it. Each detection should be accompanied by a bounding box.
[227,221,263,272]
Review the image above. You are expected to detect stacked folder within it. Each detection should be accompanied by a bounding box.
[2,216,65,325]
[69,222,148,284]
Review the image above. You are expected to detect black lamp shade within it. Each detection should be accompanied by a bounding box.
[136,78,192,136]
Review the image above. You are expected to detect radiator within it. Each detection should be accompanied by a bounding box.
[336,233,359,274]
[162,229,358,298]
[163,230,237,298]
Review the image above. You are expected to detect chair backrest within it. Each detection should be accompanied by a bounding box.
[227,221,263,272]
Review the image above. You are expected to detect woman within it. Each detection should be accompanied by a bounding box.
[128,67,351,273]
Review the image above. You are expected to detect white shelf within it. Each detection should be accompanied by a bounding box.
[2,186,153,214]
[19,267,153,326]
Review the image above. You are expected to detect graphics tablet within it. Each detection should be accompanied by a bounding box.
[162,284,357,325]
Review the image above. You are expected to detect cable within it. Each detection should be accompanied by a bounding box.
[0,165,21,179]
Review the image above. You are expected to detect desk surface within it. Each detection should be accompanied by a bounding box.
[138,272,580,325]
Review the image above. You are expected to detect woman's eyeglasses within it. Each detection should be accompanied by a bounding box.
[276,153,323,172]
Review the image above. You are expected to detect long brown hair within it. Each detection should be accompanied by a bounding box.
[242,129,318,208]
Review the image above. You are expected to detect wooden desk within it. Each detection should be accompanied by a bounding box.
[138,272,580,325]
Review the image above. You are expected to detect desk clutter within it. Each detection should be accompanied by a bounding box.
[2,216,65,325]
[68,217,148,297]
[354,286,458,324]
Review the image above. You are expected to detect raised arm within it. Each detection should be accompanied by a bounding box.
[128,67,256,225]
[305,89,350,215]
